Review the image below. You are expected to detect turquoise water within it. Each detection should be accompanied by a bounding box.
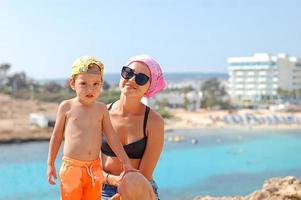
[0,129,301,200]
[157,129,301,199]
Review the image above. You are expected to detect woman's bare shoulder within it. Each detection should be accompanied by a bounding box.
[147,107,164,130]
[148,107,163,122]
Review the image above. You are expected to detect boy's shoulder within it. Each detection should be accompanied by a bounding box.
[58,99,73,112]
[94,101,108,111]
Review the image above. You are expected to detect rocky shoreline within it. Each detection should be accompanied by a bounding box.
[194,176,301,200]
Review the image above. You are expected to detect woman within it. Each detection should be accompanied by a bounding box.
[101,54,166,199]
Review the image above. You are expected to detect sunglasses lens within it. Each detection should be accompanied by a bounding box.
[135,74,149,86]
[121,67,134,79]
[121,66,149,86]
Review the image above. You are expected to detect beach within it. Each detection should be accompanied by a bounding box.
[1,94,301,143]
[0,95,57,142]
[165,108,301,130]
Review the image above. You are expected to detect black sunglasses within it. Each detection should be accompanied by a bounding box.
[121,66,150,86]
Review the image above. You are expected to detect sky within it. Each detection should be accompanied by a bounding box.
[0,0,300,79]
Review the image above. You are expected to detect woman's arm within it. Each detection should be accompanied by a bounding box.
[138,110,164,180]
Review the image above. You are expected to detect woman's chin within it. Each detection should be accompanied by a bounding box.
[122,90,141,98]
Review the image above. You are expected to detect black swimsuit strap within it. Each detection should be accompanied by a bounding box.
[108,101,150,137]
[143,106,150,137]
[108,101,116,111]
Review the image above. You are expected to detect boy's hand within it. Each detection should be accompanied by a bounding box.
[111,193,121,200]
[47,164,57,185]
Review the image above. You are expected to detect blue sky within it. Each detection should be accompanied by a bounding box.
[0,0,300,79]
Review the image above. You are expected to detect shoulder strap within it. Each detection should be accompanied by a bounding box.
[143,106,150,137]
[108,101,116,111]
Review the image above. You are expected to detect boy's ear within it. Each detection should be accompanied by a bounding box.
[69,78,75,90]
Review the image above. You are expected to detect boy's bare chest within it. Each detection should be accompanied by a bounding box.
[67,109,102,128]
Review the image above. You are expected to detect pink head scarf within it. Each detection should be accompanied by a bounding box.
[126,54,166,98]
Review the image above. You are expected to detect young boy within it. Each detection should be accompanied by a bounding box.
[47,56,134,200]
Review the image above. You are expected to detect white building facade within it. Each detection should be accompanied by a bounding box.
[228,53,301,102]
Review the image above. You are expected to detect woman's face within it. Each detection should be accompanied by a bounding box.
[119,61,151,98]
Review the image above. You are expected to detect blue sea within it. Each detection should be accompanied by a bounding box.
[0,128,301,200]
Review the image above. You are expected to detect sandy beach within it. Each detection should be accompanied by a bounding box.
[1,94,300,143]
[165,108,301,130]
[0,95,57,143]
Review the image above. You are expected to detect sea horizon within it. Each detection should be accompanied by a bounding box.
[34,72,229,85]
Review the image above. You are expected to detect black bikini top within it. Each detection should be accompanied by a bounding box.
[101,102,149,159]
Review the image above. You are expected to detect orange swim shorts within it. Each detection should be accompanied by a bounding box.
[59,156,104,200]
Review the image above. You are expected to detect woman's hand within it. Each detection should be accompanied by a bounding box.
[105,172,124,186]
[122,162,138,174]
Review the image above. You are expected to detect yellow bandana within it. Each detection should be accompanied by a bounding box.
[71,56,104,77]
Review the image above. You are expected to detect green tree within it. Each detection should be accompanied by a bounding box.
[6,72,29,98]
[156,107,173,119]
[297,88,301,99]
[7,72,28,89]
[158,98,169,108]
[277,88,298,100]
[183,96,190,110]
[102,81,110,90]
[99,89,121,104]
[43,82,63,93]
[200,78,230,109]
[0,63,10,82]
[0,63,10,71]
[180,86,194,93]
[0,63,11,93]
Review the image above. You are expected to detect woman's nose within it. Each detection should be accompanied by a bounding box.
[128,75,136,82]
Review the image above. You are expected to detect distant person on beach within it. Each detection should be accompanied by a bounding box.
[101,54,166,199]
[46,56,135,200]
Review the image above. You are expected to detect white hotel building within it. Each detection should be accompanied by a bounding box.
[228,53,301,102]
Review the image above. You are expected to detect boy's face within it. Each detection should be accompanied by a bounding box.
[70,73,102,105]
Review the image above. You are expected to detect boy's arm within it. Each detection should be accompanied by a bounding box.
[102,105,134,171]
[47,101,68,184]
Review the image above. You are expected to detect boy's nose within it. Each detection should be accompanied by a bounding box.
[87,86,95,91]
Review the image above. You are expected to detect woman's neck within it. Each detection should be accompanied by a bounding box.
[118,95,144,115]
